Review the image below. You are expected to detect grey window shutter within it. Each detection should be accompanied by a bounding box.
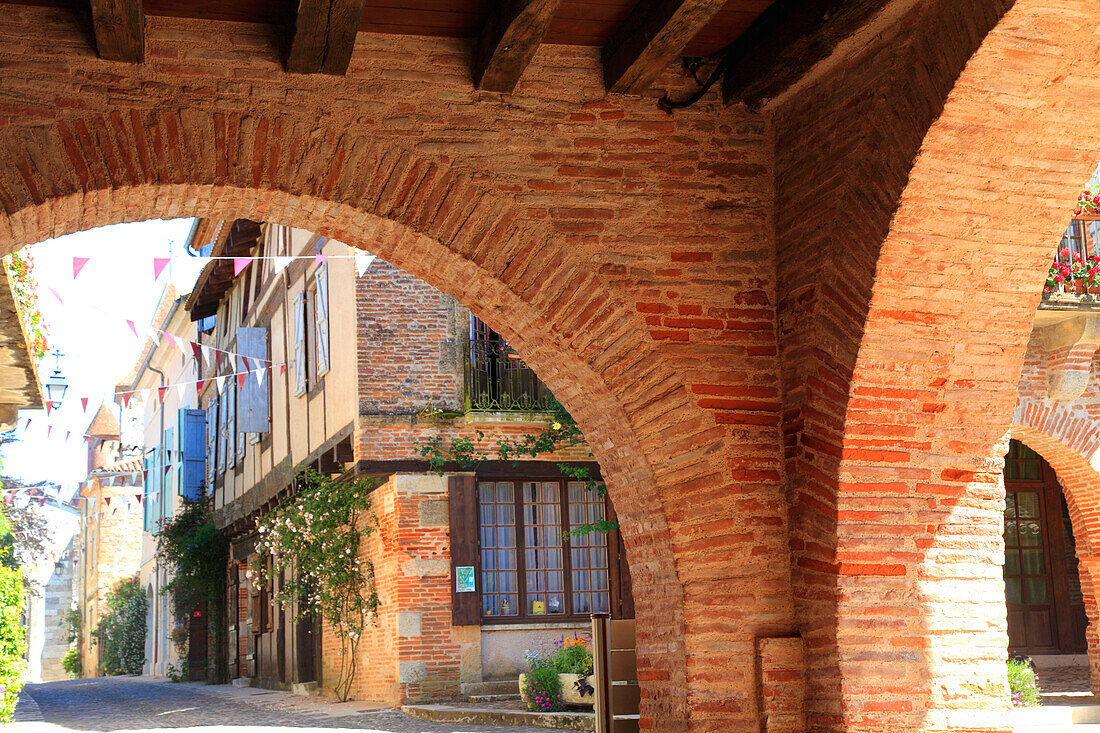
[235,381,245,463]
[206,399,217,485]
[143,456,153,533]
[226,385,237,469]
[293,291,307,397]
[314,263,331,377]
[237,327,270,433]
[217,388,227,475]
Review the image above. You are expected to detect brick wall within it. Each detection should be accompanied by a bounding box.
[3,0,1100,728]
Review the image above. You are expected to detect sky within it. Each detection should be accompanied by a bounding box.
[1,218,207,495]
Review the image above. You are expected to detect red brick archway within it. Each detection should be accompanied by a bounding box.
[5,0,1100,728]
[1013,404,1100,692]
[822,0,1100,730]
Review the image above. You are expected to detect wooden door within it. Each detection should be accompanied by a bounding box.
[1004,440,1088,655]
[296,614,317,683]
[187,604,208,680]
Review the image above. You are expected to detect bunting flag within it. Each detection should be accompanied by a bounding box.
[80,397,88,413]
[237,372,247,390]
[103,497,110,506]
[272,256,294,274]
[233,257,253,276]
[136,495,143,504]
[158,385,168,402]
[201,344,214,365]
[46,425,52,437]
[148,329,161,346]
[196,378,206,395]
[64,431,70,442]
[126,319,139,338]
[72,256,90,279]
[45,401,54,415]
[22,419,29,431]
[37,497,45,506]
[153,257,171,280]
[256,366,266,387]
[48,287,63,305]
[191,342,203,366]
[215,375,227,393]
[315,253,328,265]
[122,392,132,408]
[355,254,376,277]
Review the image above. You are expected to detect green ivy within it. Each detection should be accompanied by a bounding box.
[414,400,619,538]
[155,500,229,682]
[94,576,147,676]
[0,564,25,721]
[253,469,380,701]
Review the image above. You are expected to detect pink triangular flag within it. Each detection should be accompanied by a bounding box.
[48,288,63,305]
[153,258,171,280]
[80,397,88,413]
[315,253,328,265]
[163,333,177,351]
[38,497,46,506]
[73,257,90,279]
[233,257,253,276]
[46,425,52,437]
[22,419,29,431]
[64,430,70,441]
[126,320,138,338]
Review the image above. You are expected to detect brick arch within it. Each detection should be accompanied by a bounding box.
[822,0,1100,730]
[1011,411,1100,685]
[0,114,706,726]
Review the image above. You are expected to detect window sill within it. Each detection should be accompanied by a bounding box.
[480,620,591,631]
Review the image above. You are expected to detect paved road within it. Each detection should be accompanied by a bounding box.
[15,676,570,732]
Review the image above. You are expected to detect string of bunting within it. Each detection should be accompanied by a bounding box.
[71,252,377,281]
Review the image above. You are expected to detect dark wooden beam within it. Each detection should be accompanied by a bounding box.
[472,0,565,93]
[601,0,725,95]
[721,0,893,109]
[89,0,144,63]
[286,0,367,75]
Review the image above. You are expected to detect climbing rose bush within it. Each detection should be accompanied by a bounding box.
[0,564,25,721]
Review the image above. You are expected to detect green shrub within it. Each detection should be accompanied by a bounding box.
[94,576,147,676]
[0,565,26,721]
[1008,657,1042,707]
[61,648,80,678]
[521,665,564,713]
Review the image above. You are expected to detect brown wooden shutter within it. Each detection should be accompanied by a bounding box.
[448,474,480,625]
[607,497,634,619]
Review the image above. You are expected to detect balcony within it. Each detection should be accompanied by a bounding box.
[464,317,555,413]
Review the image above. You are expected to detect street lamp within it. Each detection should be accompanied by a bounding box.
[44,350,68,406]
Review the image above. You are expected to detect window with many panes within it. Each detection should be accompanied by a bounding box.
[479,478,611,620]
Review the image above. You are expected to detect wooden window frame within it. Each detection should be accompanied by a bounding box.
[477,476,623,625]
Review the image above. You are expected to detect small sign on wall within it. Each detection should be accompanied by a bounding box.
[456,566,476,593]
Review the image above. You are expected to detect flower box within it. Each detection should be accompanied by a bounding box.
[519,672,594,708]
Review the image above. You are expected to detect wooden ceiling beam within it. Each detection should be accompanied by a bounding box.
[472,0,565,93]
[721,0,893,109]
[89,0,145,63]
[286,0,368,75]
[601,0,725,95]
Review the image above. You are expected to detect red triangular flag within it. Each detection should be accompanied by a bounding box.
[123,392,132,408]
[233,257,253,276]
[46,425,52,437]
[237,372,247,390]
[158,385,168,402]
[103,497,111,506]
[280,364,287,376]
[136,495,143,504]
[80,397,88,413]
[241,356,250,373]
[196,378,206,394]
[164,463,172,476]
[45,401,54,415]
[153,258,171,280]
[65,431,70,441]
[22,419,29,431]
[38,497,46,506]
[73,257,90,279]
[191,342,202,366]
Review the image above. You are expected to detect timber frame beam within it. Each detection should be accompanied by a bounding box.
[472,0,565,93]
[286,0,368,75]
[601,0,726,95]
[89,0,145,63]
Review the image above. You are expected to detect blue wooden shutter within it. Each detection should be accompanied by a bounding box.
[237,328,269,433]
[143,456,153,533]
[314,263,330,377]
[217,388,227,475]
[180,409,206,502]
[293,291,307,397]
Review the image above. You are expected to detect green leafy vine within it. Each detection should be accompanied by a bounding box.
[414,400,619,537]
[252,469,380,701]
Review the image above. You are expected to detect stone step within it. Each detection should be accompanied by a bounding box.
[459,680,518,697]
[403,703,594,731]
[467,693,521,703]
[1014,705,1100,730]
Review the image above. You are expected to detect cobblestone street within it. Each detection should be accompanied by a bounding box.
[13,677,573,732]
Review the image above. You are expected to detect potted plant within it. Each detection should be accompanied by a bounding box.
[519,636,595,710]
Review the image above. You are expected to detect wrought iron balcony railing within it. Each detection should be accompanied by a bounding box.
[464,317,556,412]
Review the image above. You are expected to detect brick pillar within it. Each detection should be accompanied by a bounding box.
[1076,557,1100,694]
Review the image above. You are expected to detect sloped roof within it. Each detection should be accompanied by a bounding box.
[85,404,119,438]
[91,456,143,475]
